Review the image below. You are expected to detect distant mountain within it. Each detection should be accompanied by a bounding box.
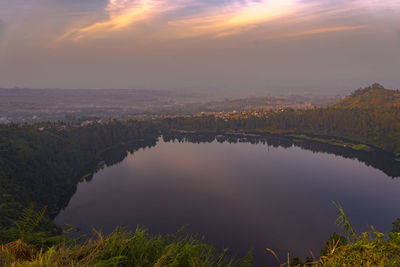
[333,83,400,109]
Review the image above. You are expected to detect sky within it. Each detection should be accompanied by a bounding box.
[0,0,399,95]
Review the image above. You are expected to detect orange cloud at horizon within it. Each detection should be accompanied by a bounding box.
[274,25,368,39]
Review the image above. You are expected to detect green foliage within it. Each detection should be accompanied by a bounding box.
[320,232,347,258]
[288,205,400,266]
[319,230,400,266]
[237,250,253,267]
[0,120,159,234]
[316,206,400,266]
[14,204,47,241]
[332,201,356,242]
[1,84,400,266]
[351,144,371,152]
[392,218,400,233]
[163,84,400,154]
[290,256,302,266]
[333,83,400,109]
[0,227,252,267]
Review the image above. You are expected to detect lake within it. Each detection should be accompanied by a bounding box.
[55,134,400,265]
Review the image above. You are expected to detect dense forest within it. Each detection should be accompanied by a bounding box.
[162,84,400,154]
[0,120,159,242]
[1,84,400,265]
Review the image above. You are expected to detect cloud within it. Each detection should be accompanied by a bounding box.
[165,0,373,39]
[57,0,189,41]
[154,0,300,39]
[280,25,368,38]
[53,0,400,42]
[355,0,400,10]
[56,0,304,41]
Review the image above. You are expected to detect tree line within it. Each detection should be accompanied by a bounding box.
[161,106,400,154]
[0,120,159,241]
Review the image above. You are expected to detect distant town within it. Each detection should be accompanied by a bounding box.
[0,88,342,123]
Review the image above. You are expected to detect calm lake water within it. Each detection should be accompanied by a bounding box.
[55,135,400,265]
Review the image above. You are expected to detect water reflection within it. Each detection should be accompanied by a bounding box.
[55,134,400,266]
[101,139,157,167]
[53,139,157,218]
[162,133,400,178]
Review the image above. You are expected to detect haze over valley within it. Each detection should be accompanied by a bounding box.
[1,1,400,266]
[0,87,342,123]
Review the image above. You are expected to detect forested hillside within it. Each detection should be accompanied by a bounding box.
[333,83,400,109]
[1,84,400,266]
[1,84,399,232]
[163,84,400,154]
[0,120,159,239]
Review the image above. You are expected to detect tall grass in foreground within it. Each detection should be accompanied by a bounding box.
[0,227,253,267]
[316,202,400,266]
[265,202,400,266]
[317,229,400,266]
[2,202,400,266]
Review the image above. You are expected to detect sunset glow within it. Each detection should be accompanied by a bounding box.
[0,0,399,91]
[54,0,387,41]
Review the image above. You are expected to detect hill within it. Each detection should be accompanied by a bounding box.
[164,84,400,153]
[333,83,400,109]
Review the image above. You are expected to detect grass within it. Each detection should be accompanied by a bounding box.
[1,203,400,266]
[317,230,400,267]
[289,134,373,152]
[0,227,253,267]
[2,227,400,267]
[283,203,400,267]
[266,229,400,267]
[315,203,400,266]
[351,144,372,152]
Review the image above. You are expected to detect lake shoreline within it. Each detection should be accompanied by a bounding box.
[171,129,379,153]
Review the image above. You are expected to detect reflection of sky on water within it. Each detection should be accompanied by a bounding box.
[56,140,400,265]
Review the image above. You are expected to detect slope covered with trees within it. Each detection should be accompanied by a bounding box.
[0,120,159,241]
[1,84,400,266]
[163,84,400,154]
[333,83,400,109]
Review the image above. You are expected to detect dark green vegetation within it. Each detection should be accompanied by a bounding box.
[333,83,400,109]
[1,226,253,267]
[163,84,400,154]
[262,202,400,266]
[0,120,158,243]
[314,203,400,267]
[315,229,400,266]
[1,84,400,266]
[1,204,400,266]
